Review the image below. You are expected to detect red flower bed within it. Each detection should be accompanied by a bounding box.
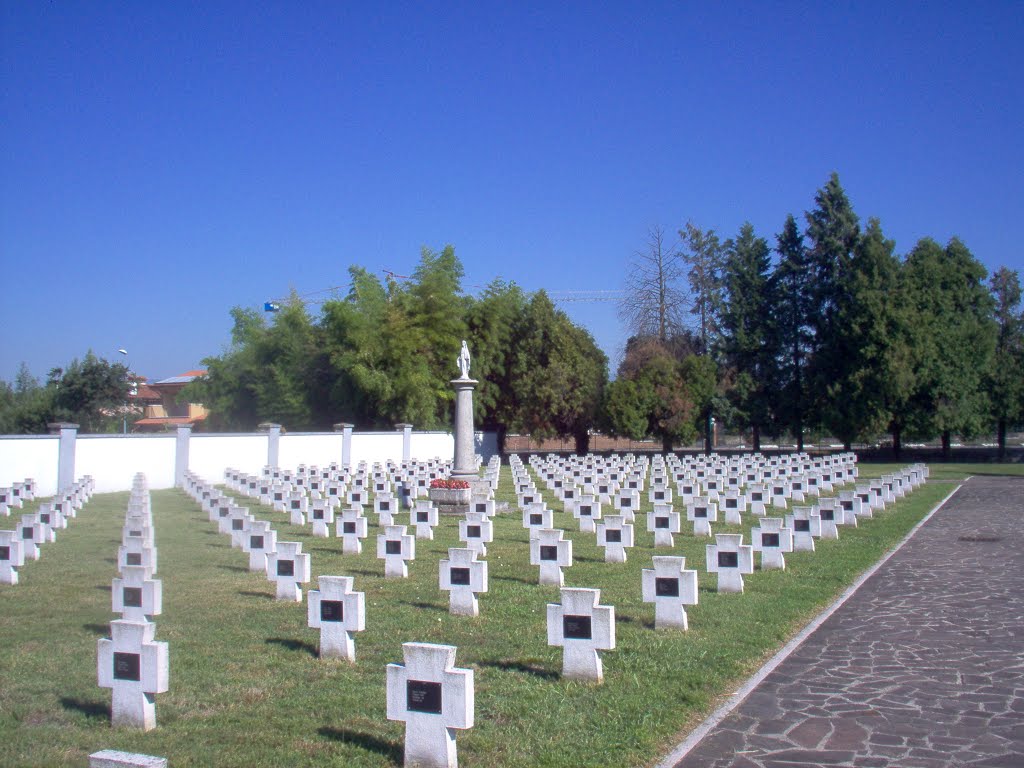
[429,479,470,490]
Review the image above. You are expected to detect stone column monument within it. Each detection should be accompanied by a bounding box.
[450,340,478,482]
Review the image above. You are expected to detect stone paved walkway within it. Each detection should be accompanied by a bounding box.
[664,475,1024,768]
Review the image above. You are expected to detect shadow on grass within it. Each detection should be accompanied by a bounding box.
[95,584,111,592]
[493,574,534,585]
[239,590,274,600]
[318,727,402,762]
[404,601,446,612]
[60,697,110,720]
[574,555,606,563]
[266,637,319,657]
[218,564,249,573]
[103,557,116,565]
[82,623,110,635]
[478,660,559,681]
[310,547,344,555]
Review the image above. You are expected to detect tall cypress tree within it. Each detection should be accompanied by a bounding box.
[987,267,1024,459]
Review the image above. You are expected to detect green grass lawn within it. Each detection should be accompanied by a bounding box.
[0,461,975,767]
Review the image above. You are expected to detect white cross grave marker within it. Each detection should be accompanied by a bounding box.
[706,533,754,593]
[641,556,698,629]
[386,642,474,768]
[112,565,162,622]
[529,528,573,586]
[573,494,602,533]
[243,520,277,572]
[751,517,793,570]
[786,507,820,552]
[378,524,416,579]
[596,514,634,563]
[97,620,169,730]
[458,512,493,557]
[686,497,718,537]
[546,587,616,683]
[0,529,25,584]
[267,541,311,601]
[647,504,681,548]
[439,548,488,616]
[307,575,365,661]
[337,507,368,554]
[413,503,440,540]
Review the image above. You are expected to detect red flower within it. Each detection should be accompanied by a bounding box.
[430,479,470,490]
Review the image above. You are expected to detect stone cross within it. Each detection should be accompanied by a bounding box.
[112,566,162,622]
[751,517,793,570]
[243,520,277,572]
[786,507,820,552]
[375,494,398,521]
[522,504,553,540]
[596,514,634,563]
[746,484,768,516]
[815,498,840,539]
[573,494,602,533]
[469,497,495,517]
[267,541,311,601]
[18,514,49,561]
[837,491,862,526]
[386,642,474,768]
[647,504,681,548]
[337,507,368,554]
[118,538,157,576]
[309,500,335,538]
[686,497,718,537]
[307,575,365,661]
[378,524,416,579]
[458,512,493,557]
[721,491,746,524]
[287,492,308,526]
[0,487,12,516]
[0,529,25,584]
[529,528,573,586]
[641,556,698,630]
[613,489,641,522]
[706,533,754,593]
[413,503,440,540]
[228,508,254,549]
[648,485,673,505]
[439,548,488,616]
[97,620,169,730]
[546,587,616,683]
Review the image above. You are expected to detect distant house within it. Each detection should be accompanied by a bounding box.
[131,370,208,432]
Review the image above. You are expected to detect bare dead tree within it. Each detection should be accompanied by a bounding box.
[618,225,687,343]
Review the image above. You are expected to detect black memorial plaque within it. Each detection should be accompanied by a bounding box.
[694,507,708,519]
[343,522,356,534]
[524,495,535,504]
[605,529,622,543]
[128,529,140,537]
[407,680,443,714]
[232,518,244,530]
[655,491,665,500]
[219,507,230,518]
[274,493,283,501]
[450,567,471,586]
[123,586,143,608]
[380,502,390,511]
[320,600,344,622]
[277,560,295,577]
[22,527,33,540]
[726,499,737,509]
[113,652,141,682]
[718,551,739,568]
[291,500,301,510]
[0,546,8,560]
[841,500,853,511]
[417,511,429,522]
[655,577,680,597]
[475,503,487,513]
[529,513,542,526]
[466,525,481,538]
[313,510,324,520]
[385,540,402,555]
[250,535,265,549]
[40,513,50,525]
[579,505,592,517]
[752,492,763,502]
[126,552,142,566]
[563,614,593,640]
[655,516,669,529]
[820,509,834,521]
[621,497,632,507]
[762,532,780,548]
[794,519,811,533]
[540,545,558,561]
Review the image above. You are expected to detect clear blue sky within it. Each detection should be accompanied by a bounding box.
[3,1,1022,385]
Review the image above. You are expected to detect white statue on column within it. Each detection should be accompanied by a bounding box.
[457,341,471,380]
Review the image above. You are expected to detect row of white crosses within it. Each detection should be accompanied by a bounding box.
[1,475,94,585]
[98,475,169,732]
[0,477,36,516]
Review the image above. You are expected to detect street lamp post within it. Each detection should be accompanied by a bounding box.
[118,348,129,434]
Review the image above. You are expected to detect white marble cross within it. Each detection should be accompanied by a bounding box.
[596,515,634,563]
[686,497,718,537]
[287,492,308,526]
[529,528,573,586]
[307,575,365,661]
[836,492,861,526]
[97,620,169,731]
[118,538,157,576]
[0,529,25,584]
[573,495,602,533]
[112,566,162,622]
[613,489,641,522]
[746,484,768,516]
[751,517,793,570]
[309,500,335,538]
[386,642,474,768]
[786,507,820,552]
[336,507,368,554]
[439,548,488,616]
[641,556,698,629]
[647,505,681,548]
[458,513,493,557]
[19,514,50,560]
[227,508,254,549]
[546,587,616,682]
[243,520,277,572]
[267,541,311,601]
[814,499,840,539]
[522,504,553,540]
[706,533,754,593]
[648,485,673,505]
[377,524,416,579]
[375,494,398,520]
[469,497,495,517]
[721,491,746,524]
[413,504,440,540]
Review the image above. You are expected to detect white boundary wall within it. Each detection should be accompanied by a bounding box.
[0,436,60,497]
[0,429,497,495]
